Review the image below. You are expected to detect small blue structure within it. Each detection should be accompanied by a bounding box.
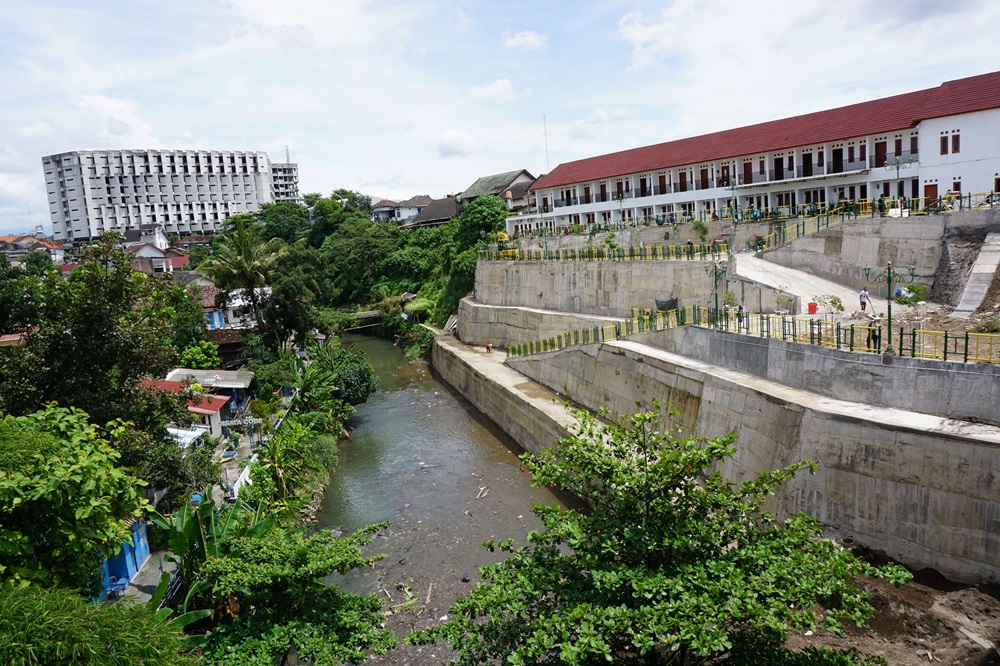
[99,517,151,599]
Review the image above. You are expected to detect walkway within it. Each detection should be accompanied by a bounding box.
[735,254,883,316]
[119,551,177,604]
[951,232,1000,318]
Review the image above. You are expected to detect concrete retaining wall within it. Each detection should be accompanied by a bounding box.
[631,325,1000,427]
[502,341,1000,583]
[432,336,572,458]
[456,298,622,348]
[475,260,723,318]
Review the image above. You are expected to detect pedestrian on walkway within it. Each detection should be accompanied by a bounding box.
[485,343,492,354]
[866,313,882,350]
[859,287,870,313]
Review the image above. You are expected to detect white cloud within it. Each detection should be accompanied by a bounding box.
[438,129,480,157]
[76,95,162,147]
[501,30,547,50]
[570,108,629,139]
[14,119,56,139]
[468,78,521,102]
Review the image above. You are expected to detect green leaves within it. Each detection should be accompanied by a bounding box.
[409,405,911,665]
[0,405,147,596]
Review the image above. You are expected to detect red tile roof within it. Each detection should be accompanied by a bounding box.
[140,379,230,415]
[532,70,1000,190]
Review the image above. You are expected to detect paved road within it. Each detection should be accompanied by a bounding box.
[735,254,885,317]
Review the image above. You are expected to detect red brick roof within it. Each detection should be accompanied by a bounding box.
[140,379,230,415]
[533,70,1000,190]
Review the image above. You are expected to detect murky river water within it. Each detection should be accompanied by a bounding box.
[316,335,572,662]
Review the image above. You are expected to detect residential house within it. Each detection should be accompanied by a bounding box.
[142,378,231,440]
[459,169,536,211]
[122,224,170,251]
[372,199,398,222]
[165,368,255,414]
[127,243,190,274]
[0,235,66,264]
[393,195,433,224]
[405,196,461,228]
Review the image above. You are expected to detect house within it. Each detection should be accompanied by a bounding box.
[175,235,213,251]
[127,243,190,274]
[122,224,170,251]
[510,70,1000,237]
[205,328,246,366]
[165,368,255,414]
[0,235,66,264]
[372,199,398,222]
[405,196,461,228]
[459,169,536,210]
[393,195,433,224]
[98,516,151,601]
[142,378,232,440]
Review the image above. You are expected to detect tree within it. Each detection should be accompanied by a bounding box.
[262,241,338,351]
[195,526,395,665]
[0,233,189,433]
[178,340,221,369]
[258,201,310,242]
[0,405,148,595]
[454,194,509,249]
[200,215,285,330]
[302,192,323,207]
[321,219,400,303]
[0,582,199,666]
[166,283,208,352]
[410,406,911,665]
[20,249,54,276]
[331,188,374,219]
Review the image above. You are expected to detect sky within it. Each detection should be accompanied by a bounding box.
[1,0,997,235]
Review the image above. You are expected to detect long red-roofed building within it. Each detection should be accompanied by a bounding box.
[508,70,1000,236]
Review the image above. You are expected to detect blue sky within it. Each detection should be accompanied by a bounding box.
[1,0,996,234]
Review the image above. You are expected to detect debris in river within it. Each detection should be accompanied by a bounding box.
[476,486,489,499]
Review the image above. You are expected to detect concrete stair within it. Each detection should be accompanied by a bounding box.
[950,232,1000,318]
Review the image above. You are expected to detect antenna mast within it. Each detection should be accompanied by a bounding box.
[543,115,550,172]
[285,145,291,164]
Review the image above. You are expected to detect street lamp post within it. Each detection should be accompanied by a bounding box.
[705,260,728,327]
[728,177,741,260]
[863,260,915,354]
[885,156,913,209]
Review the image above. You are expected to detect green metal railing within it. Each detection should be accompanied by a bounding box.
[480,243,727,262]
[506,307,1000,364]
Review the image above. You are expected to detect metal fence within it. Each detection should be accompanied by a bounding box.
[480,243,728,262]
[506,307,1000,364]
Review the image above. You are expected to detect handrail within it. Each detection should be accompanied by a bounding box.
[480,243,728,262]
[505,307,1000,364]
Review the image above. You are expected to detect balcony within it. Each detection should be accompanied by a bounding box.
[872,150,917,169]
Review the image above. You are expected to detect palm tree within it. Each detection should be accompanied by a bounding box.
[200,215,285,330]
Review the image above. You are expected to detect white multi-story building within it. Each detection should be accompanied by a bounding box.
[509,71,1000,236]
[42,149,277,243]
[271,162,301,203]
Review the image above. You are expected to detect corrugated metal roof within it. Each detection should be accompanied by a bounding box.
[532,71,1000,190]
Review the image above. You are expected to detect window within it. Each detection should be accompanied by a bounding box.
[952,134,960,154]
[894,138,902,156]
[817,151,824,166]
[910,136,918,154]
[759,159,764,175]
[952,181,961,193]
[940,136,949,155]
[848,146,855,162]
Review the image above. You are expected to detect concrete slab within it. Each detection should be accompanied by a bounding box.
[736,254,885,317]
[950,232,1000,318]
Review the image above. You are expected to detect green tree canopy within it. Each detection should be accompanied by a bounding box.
[0,582,198,666]
[454,194,509,249]
[20,250,54,277]
[258,201,310,242]
[196,525,395,666]
[320,219,401,303]
[0,405,148,594]
[200,215,285,330]
[410,406,910,665]
[0,234,190,434]
[178,340,221,370]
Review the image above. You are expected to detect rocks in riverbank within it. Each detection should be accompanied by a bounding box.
[301,483,326,525]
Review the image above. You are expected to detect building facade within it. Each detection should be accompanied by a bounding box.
[271,161,301,203]
[42,149,277,244]
[508,71,1000,236]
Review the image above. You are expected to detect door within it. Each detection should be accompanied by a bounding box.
[639,177,648,197]
[616,182,624,199]
[743,162,753,185]
[583,186,591,204]
[874,141,887,168]
[923,184,937,209]
[832,148,844,173]
[599,183,607,202]
[542,196,549,213]
[773,157,784,181]
[658,174,666,195]
[699,168,709,190]
[679,172,688,192]
[720,165,730,187]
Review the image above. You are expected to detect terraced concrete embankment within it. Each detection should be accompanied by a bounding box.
[433,333,1000,583]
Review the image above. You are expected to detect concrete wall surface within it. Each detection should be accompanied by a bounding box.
[432,335,575,458]
[475,260,722,318]
[631,325,1000,427]
[503,340,1000,582]
[457,298,622,348]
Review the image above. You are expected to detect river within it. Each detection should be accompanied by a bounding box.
[315,335,573,663]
